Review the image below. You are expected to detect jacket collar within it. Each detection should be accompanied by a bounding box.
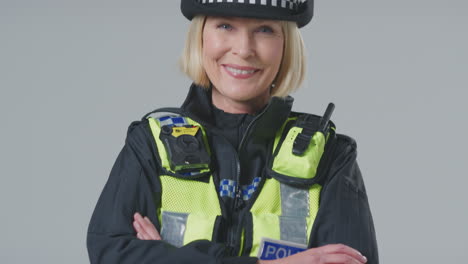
[180,83,294,141]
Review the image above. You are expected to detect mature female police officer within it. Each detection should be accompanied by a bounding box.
[87,1,378,263]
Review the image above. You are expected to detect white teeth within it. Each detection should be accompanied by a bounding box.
[225,66,256,75]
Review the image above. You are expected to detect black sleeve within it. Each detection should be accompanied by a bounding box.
[86,121,257,264]
[309,134,379,264]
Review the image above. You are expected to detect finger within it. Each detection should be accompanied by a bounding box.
[133,220,151,240]
[134,220,147,240]
[133,220,142,233]
[134,212,144,221]
[135,215,160,241]
[135,214,150,231]
[144,216,162,240]
[317,244,366,263]
[134,212,147,231]
[320,253,366,264]
[134,213,161,241]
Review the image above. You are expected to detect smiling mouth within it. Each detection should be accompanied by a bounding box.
[222,65,260,79]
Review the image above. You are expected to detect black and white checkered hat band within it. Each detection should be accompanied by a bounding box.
[196,0,306,11]
[181,0,313,27]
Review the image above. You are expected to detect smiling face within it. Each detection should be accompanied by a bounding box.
[202,16,284,114]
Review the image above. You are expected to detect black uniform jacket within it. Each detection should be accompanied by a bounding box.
[87,84,379,264]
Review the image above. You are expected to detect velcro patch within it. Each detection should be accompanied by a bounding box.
[257,237,307,260]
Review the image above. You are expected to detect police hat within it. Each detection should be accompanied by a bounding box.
[181,0,314,28]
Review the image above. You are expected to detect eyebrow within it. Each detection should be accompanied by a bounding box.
[210,16,280,26]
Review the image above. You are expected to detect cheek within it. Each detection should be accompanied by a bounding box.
[202,33,227,64]
[257,39,284,74]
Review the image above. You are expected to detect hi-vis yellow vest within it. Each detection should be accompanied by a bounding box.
[147,113,333,257]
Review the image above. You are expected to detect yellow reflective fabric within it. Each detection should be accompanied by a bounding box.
[184,213,218,244]
[250,179,282,257]
[160,175,221,215]
[272,127,326,179]
[160,175,221,244]
[306,184,322,244]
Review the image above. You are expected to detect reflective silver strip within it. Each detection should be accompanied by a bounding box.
[161,211,189,247]
[280,183,309,245]
[279,216,307,245]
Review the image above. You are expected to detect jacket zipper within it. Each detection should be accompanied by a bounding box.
[230,106,269,255]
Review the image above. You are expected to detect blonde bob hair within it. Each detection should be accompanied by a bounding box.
[179,16,306,98]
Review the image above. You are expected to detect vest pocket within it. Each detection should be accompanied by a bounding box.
[271,126,326,183]
[158,175,222,247]
[248,179,322,257]
[184,213,218,245]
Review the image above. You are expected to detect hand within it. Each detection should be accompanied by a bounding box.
[258,244,367,264]
[133,212,162,240]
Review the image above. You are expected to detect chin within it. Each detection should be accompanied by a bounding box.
[224,88,260,101]
[227,82,263,93]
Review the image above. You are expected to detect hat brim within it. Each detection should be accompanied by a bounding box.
[181,0,313,28]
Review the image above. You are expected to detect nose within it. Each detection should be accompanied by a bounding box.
[231,30,255,58]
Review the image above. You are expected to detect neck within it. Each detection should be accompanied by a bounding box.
[211,88,269,115]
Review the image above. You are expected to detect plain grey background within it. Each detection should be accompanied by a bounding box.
[1,0,467,263]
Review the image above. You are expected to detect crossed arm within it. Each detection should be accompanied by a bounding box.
[88,125,377,263]
[132,213,368,264]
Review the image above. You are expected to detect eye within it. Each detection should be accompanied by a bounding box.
[257,26,274,34]
[217,23,233,31]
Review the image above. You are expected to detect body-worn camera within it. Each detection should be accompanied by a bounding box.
[159,125,210,172]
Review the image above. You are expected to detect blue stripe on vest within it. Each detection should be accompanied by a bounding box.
[219,179,237,198]
[241,177,261,200]
[157,116,188,127]
[219,177,262,200]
